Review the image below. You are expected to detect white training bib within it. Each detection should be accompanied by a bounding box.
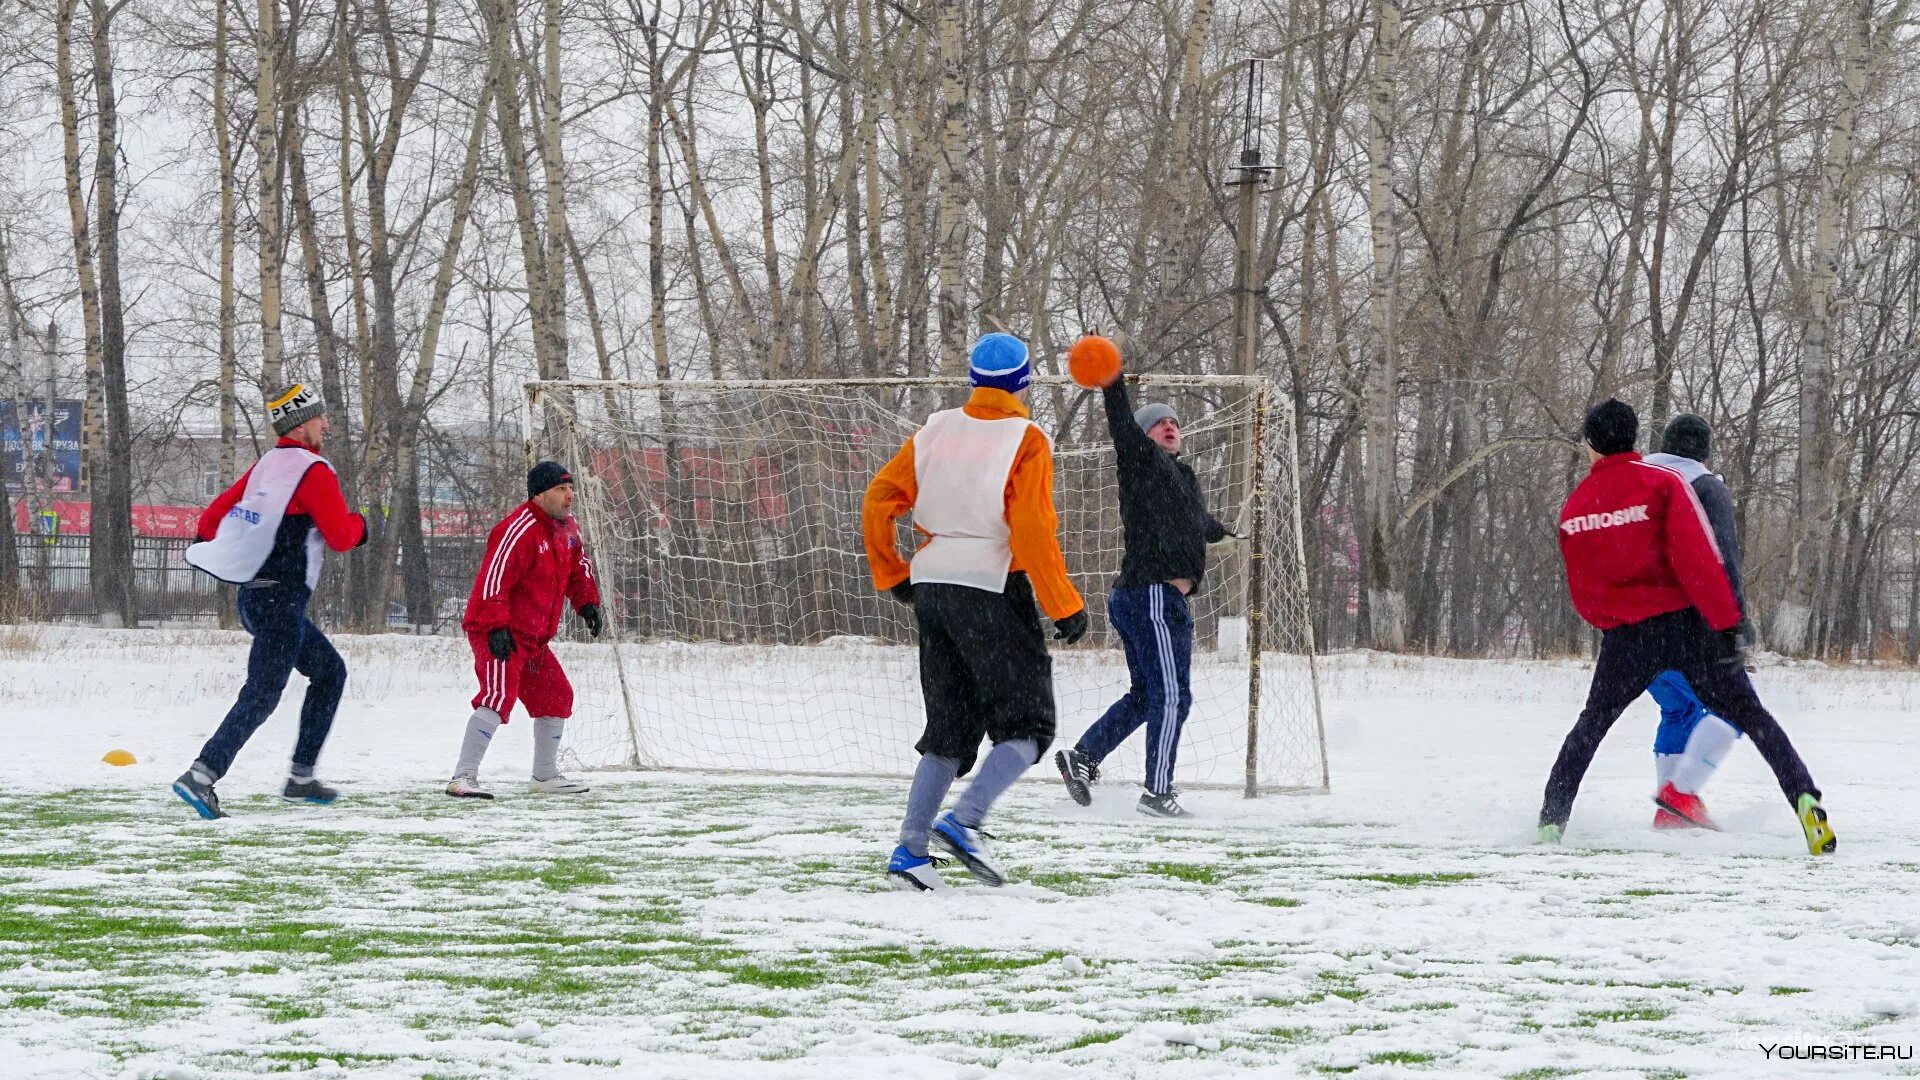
[908,408,1035,593]
[185,446,330,589]
[1643,451,1716,486]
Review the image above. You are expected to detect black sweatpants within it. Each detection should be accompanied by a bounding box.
[912,573,1056,777]
[198,582,346,780]
[1540,608,1818,828]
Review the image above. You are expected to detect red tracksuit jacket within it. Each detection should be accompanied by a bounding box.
[462,502,600,646]
[1558,451,1740,632]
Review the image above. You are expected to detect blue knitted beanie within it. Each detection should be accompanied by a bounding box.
[968,333,1032,393]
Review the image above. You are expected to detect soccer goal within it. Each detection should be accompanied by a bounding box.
[522,374,1328,796]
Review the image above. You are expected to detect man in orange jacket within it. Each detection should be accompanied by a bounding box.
[862,332,1087,890]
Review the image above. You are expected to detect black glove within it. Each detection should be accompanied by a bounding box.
[1053,609,1089,645]
[353,512,371,549]
[1721,616,1757,670]
[488,627,516,661]
[888,581,915,606]
[579,604,602,638]
[1717,629,1745,671]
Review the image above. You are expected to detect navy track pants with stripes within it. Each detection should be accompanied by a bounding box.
[1075,583,1193,796]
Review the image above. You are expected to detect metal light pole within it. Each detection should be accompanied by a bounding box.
[1226,58,1276,796]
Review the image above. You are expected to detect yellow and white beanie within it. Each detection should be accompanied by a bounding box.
[268,384,325,436]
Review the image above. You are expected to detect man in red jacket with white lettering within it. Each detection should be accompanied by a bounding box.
[1540,399,1835,854]
[445,461,603,799]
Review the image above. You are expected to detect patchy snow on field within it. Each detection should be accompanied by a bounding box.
[1,628,1917,1078]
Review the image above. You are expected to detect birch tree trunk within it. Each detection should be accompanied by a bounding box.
[858,0,896,369]
[536,0,572,381]
[485,0,555,382]
[1363,0,1405,650]
[285,101,357,618]
[934,0,969,374]
[1778,0,1871,654]
[386,61,496,628]
[663,88,766,364]
[347,0,437,627]
[335,1,376,624]
[1157,0,1216,299]
[55,0,114,626]
[644,13,672,382]
[88,0,135,627]
[214,0,237,480]
[0,246,22,617]
[255,0,285,392]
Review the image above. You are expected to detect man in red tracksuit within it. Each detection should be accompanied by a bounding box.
[1539,399,1835,854]
[445,460,602,799]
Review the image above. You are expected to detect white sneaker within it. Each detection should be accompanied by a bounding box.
[446,776,493,800]
[529,774,590,794]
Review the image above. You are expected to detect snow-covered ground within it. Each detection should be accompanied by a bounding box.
[2,627,1917,1078]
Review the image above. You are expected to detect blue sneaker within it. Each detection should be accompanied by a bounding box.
[930,812,1005,887]
[886,845,947,892]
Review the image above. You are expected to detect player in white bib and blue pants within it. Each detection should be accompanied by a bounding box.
[173,385,367,819]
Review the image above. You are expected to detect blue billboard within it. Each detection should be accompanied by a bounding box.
[1,399,84,493]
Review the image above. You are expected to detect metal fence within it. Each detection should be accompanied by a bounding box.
[6,533,499,630]
[10,535,219,620]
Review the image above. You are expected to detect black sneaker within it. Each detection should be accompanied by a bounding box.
[172,770,228,820]
[1137,790,1192,819]
[1055,748,1095,807]
[282,778,339,805]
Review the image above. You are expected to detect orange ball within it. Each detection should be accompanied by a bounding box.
[1068,335,1122,389]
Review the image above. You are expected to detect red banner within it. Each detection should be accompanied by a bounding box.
[13,500,205,539]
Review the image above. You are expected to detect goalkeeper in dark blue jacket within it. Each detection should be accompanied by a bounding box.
[1642,414,1757,830]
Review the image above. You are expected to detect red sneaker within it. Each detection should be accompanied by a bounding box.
[1655,782,1720,831]
[1652,807,1693,830]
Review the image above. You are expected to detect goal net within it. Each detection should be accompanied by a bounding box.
[523,375,1327,795]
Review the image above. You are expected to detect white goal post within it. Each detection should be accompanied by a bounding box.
[521,374,1328,796]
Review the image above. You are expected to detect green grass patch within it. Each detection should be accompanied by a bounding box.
[537,858,616,891]
[1345,871,1475,886]
[1574,1006,1672,1025]
[1065,1030,1124,1049]
[1770,986,1811,996]
[256,998,325,1024]
[1145,861,1223,885]
[919,949,1063,976]
[1250,895,1302,907]
[731,963,827,989]
[1371,1050,1437,1064]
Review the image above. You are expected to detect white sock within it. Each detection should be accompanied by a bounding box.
[532,717,564,781]
[1654,753,1681,791]
[453,708,502,780]
[1671,714,1741,795]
